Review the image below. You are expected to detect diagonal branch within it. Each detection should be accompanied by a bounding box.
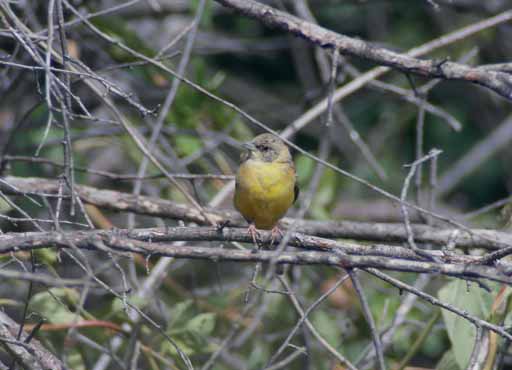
[214,0,512,100]
[0,312,64,370]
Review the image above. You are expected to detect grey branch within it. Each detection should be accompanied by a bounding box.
[1,226,512,284]
[0,311,64,370]
[2,176,512,251]
[214,0,512,100]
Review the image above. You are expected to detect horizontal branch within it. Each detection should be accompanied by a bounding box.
[1,176,224,224]
[2,176,512,251]
[2,155,235,181]
[0,269,92,287]
[0,225,446,261]
[214,0,512,100]
[1,226,511,284]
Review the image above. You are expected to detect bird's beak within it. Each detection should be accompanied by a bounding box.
[241,142,257,151]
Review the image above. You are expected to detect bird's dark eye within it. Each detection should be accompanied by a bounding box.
[261,146,269,151]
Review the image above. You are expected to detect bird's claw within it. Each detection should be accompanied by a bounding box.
[270,225,285,246]
[247,224,260,252]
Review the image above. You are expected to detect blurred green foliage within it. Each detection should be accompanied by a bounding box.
[1,0,511,369]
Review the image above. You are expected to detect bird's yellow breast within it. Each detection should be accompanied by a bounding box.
[234,159,295,229]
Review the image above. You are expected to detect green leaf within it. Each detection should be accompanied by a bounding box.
[310,168,338,220]
[247,344,269,369]
[438,280,494,369]
[185,313,216,336]
[311,310,341,349]
[111,295,148,314]
[505,303,512,328]
[30,288,81,324]
[436,349,461,370]
[66,351,86,370]
[34,248,58,265]
[296,154,315,185]
[169,300,193,327]
[0,198,11,213]
[175,135,202,157]
[162,312,217,357]
[161,337,195,357]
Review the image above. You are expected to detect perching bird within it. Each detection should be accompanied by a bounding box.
[234,133,299,243]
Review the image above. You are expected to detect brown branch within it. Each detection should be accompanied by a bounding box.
[213,0,512,100]
[0,312,65,370]
[2,176,512,251]
[2,155,235,181]
[0,269,94,287]
[0,226,511,284]
[1,176,223,224]
[23,320,124,333]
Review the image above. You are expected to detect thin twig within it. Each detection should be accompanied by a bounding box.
[400,149,442,260]
[349,269,386,370]
[275,275,358,370]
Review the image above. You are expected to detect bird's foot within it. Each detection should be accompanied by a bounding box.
[271,225,286,275]
[270,225,285,246]
[247,223,260,252]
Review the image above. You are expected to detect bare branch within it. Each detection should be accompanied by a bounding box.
[0,312,65,370]
[0,226,511,284]
[214,0,512,100]
[3,176,512,251]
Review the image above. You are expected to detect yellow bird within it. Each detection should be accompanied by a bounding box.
[234,133,299,242]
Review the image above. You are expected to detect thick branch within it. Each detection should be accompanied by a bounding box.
[1,176,223,224]
[1,226,511,284]
[0,312,64,370]
[214,0,512,100]
[2,176,512,250]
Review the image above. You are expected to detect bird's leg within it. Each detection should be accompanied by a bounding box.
[270,225,287,275]
[270,224,285,246]
[247,223,260,251]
